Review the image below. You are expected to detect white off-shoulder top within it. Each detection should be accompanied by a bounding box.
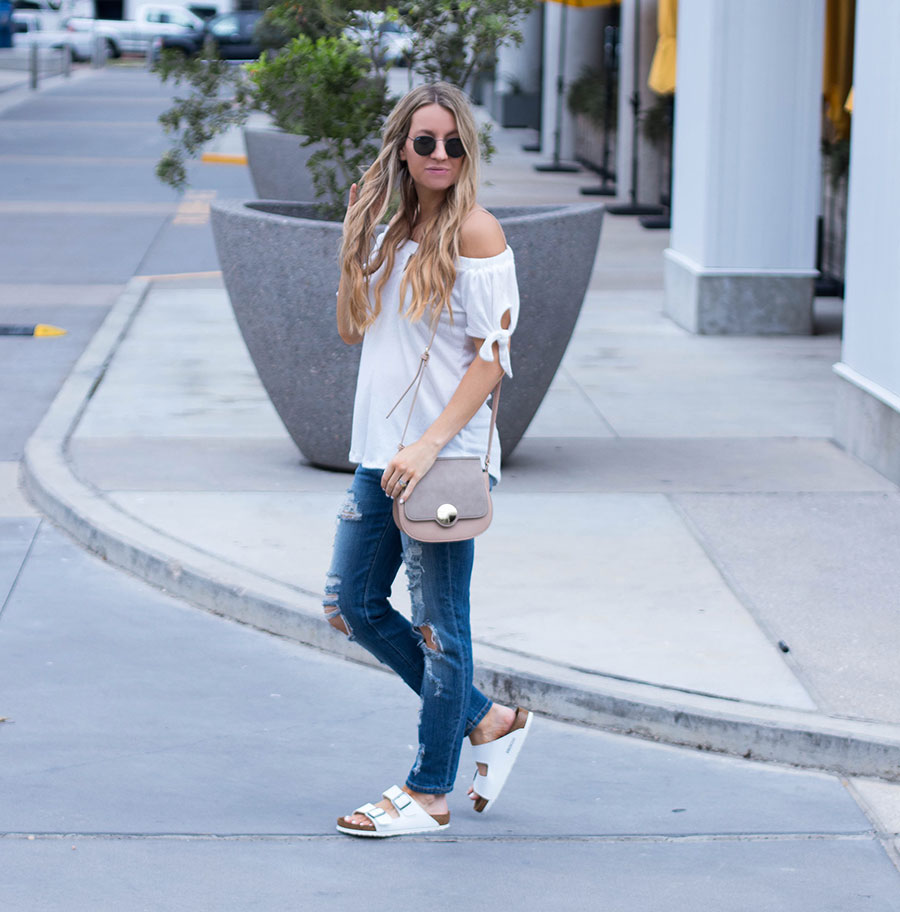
[349,236,520,482]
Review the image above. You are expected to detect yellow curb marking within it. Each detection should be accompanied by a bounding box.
[201,153,248,165]
[33,324,67,336]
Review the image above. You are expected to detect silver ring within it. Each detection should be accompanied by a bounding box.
[398,479,409,488]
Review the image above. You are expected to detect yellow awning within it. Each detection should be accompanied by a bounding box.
[647,0,677,95]
[823,0,855,137]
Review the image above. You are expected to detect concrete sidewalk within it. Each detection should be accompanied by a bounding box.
[21,114,900,781]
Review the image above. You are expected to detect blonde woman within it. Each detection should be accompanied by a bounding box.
[325,82,533,837]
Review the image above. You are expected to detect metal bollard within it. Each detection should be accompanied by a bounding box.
[29,42,38,90]
[62,44,71,78]
[91,31,106,69]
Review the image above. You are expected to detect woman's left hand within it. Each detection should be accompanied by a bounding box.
[382,439,440,502]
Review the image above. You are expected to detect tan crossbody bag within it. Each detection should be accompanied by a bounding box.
[387,319,501,543]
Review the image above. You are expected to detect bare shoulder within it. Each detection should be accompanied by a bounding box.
[459,207,507,258]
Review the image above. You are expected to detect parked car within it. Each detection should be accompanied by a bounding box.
[11,15,92,60]
[153,9,261,60]
[10,0,66,32]
[64,3,203,57]
[343,9,413,67]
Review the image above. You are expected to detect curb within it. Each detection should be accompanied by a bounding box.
[21,279,900,783]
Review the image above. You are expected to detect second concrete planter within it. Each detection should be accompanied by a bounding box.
[210,199,604,471]
[244,128,323,202]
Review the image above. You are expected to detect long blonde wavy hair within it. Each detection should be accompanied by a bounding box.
[340,82,480,333]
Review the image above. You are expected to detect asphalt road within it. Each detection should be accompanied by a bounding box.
[1,65,900,911]
[0,63,254,458]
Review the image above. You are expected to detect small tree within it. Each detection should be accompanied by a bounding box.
[567,65,616,128]
[155,37,393,217]
[153,0,534,212]
[247,35,394,217]
[254,0,362,51]
[401,0,535,89]
[155,48,257,192]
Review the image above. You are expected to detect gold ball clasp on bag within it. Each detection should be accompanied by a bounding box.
[436,503,458,526]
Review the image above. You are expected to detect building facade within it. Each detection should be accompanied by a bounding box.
[495,0,899,485]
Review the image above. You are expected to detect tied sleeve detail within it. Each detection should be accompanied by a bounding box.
[459,247,520,378]
[478,328,515,377]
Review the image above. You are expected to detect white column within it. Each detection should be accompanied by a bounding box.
[540,2,606,161]
[496,4,543,94]
[663,0,824,334]
[833,0,900,484]
[615,0,664,207]
[490,4,543,128]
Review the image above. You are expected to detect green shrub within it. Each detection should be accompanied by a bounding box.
[402,0,534,88]
[247,35,394,217]
[567,66,613,127]
[154,0,534,214]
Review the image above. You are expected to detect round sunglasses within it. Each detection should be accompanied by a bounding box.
[407,135,466,159]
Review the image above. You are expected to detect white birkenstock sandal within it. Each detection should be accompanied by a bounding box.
[336,785,451,837]
[471,707,533,813]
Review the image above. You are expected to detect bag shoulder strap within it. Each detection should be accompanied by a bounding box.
[386,316,502,469]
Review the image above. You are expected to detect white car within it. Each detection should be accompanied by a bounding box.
[343,10,413,67]
[11,16,93,61]
[10,0,67,31]
[64,4,204,57]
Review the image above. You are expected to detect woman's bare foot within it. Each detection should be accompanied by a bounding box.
[340,785,449,829]
[467,703,517,802]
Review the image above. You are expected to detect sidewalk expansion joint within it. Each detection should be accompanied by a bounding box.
[0,515,42,625]
[667,493,823,707]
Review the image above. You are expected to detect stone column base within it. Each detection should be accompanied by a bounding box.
[833,363,900,486]
[663,249,815,335]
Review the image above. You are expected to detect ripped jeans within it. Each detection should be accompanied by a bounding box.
[323,466,492,794]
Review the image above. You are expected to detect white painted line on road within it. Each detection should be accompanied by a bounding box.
[173,190,216,226]
[135,270,222,280]
[0,155,159,165]
[0,120,168,127]
[0,202,176,215]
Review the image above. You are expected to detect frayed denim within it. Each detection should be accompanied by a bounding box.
[323,466,492,794]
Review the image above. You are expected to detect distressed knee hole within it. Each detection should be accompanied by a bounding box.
[323,601,351,636]
[418,624,441,653]
[327,613,351,636]
[323,574,351,636]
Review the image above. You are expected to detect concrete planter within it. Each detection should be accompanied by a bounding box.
[489,91,542,129]
[210,199,604,471]
[243,128,323,202]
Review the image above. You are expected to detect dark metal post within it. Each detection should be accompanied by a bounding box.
[581,22,619,196]
[606,0,663,216]
[29,43,38,90]
[535,1,580,173]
